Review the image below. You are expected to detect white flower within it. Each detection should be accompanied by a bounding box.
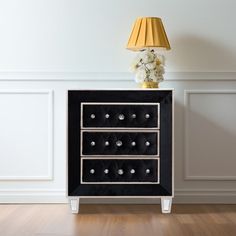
[135,75,143,83]
[149,70,158,82]
[130,62,138,73]
[156,74,164,82]
[130,55,141,72]
[140,49,155,63]
[146,62,156,70]
[155,54,165,66]
[135,68,147,83]
[156,65,165,74]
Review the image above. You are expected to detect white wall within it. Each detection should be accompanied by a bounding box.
[0,0,236,203]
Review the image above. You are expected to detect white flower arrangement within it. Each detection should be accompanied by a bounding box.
[130,49,165,84]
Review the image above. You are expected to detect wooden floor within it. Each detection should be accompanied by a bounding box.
[0,204,236,236]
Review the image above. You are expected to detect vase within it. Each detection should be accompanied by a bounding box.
[140,81,159,88]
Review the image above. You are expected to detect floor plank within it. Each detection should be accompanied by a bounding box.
[0,204,235,236]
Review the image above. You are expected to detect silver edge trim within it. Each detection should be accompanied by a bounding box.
[81,102,160,130]
[80,129,160,157]
[80,157,160,185]
[172,90,174,197]
[70,88,174,91]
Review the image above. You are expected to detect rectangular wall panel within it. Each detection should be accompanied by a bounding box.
[0,90,53,180]
[184,90,236,180]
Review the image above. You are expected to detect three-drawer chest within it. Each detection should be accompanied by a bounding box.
[68,89,174,213]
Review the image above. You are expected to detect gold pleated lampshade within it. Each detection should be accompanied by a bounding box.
[127,17,171,51]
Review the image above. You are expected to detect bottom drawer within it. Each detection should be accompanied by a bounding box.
[81,158,159,184]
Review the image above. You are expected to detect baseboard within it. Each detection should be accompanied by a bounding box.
[0,190,67,203]
[0,189,235,204]
[173,189,236,204]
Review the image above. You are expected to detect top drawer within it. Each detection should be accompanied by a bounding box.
[81,103,160,129]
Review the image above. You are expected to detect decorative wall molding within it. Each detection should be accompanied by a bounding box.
[184,89,236,180]
[0,90,54,180]
[0,71,236,81]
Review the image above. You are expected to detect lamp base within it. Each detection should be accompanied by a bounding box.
[140,81,159,88]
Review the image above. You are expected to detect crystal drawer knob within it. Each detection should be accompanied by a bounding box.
[131,114,136,118]
[118,114,125,120]
[104,169,109,174]
[131,141,136,146]
[90,114,95,119]
[145,114,150,119]
[90,141,96,146]
[90,169,95,174]
[105,114,110,119]
[105,141,110,146]
[145,141,150,146]
[118,169,124,175]
[130,169,135,174]
[116,140,123,147]
[146,169,150,174]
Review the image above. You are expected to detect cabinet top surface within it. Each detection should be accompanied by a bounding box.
[68,88,174,91]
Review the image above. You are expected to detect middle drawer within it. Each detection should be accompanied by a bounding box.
[81,130,159,156]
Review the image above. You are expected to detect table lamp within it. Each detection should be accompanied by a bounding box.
[127,17,171,88]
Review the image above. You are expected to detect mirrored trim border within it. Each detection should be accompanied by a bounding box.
[80,157,160,185]
[80,129,160,157]
[81,102,160,130]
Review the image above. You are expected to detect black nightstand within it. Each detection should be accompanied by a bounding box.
[68,89,174,213]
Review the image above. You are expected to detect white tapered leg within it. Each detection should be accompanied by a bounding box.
[69,198,80,214]
[161,197,172,213]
